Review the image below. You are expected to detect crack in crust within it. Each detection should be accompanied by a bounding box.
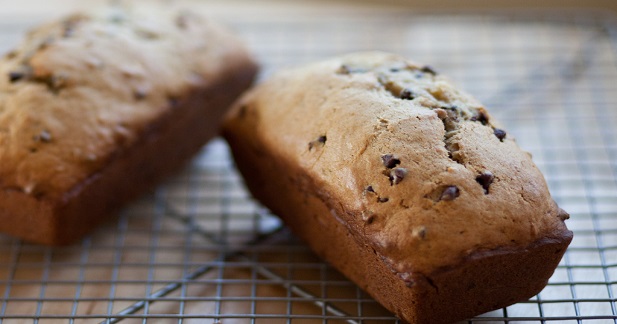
[370,65,510,167]
[338,62,514,212]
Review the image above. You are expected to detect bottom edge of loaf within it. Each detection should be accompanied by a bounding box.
[0,64,257,245]
[224,129,573,324]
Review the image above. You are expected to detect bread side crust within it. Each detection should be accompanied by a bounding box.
[224,127,572,323]
[0,61,257,245]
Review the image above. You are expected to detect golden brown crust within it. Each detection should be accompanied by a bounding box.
[0,7,258,244]
[222,52,571,322]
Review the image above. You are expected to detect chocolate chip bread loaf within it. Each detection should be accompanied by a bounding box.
[222,52,572,323]
[0,7,257,245]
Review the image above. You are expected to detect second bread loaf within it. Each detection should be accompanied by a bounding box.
[0,7,258,244]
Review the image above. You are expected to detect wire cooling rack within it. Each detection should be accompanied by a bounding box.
[1,3,617,323]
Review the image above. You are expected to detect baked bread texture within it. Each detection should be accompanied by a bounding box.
[222,52,572,323]
[0,7,258,244]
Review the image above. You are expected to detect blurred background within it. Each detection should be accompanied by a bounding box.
[1,0,616,323]
[353,0,617,11]
[2,0,617,12]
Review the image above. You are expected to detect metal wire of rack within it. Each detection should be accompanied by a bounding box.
[1,3,617,323]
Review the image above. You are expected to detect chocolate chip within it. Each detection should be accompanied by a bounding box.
[470,111,489,125]
[336,64,367,74]
[308,135,327,151]
[366,214,376,224]
[420,65,437,75]
[50,75,67,89]
[38,37,55,50]
[32,74,67,94]
[337,64,351,74]
[238,105,247,119]
[62,21,76,38]
[63,27,75,38]
[377,197,389,203]
[365,185,375,193]
[168,96,180,107]
[175,13,190,29]
[476,171,494,194]
[135,29,160,40]
[381,154,401,169]
[40,130,52,142]
[133,89,147,100]
[34,130,52,143]
[389,167,407,186]
[109,13,126,24]
[5,50,17,59]
[412,226,427,239]
[8,71,24,83]
[494,128,506,141]
[399,88,415,100]
[439,186,460,201]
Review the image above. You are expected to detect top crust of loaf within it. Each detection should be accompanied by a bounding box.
[225,51,571,276]
[0,7,253,200]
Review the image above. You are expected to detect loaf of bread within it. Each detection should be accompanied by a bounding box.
[0,7,257,245]
[223,52,572,323]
